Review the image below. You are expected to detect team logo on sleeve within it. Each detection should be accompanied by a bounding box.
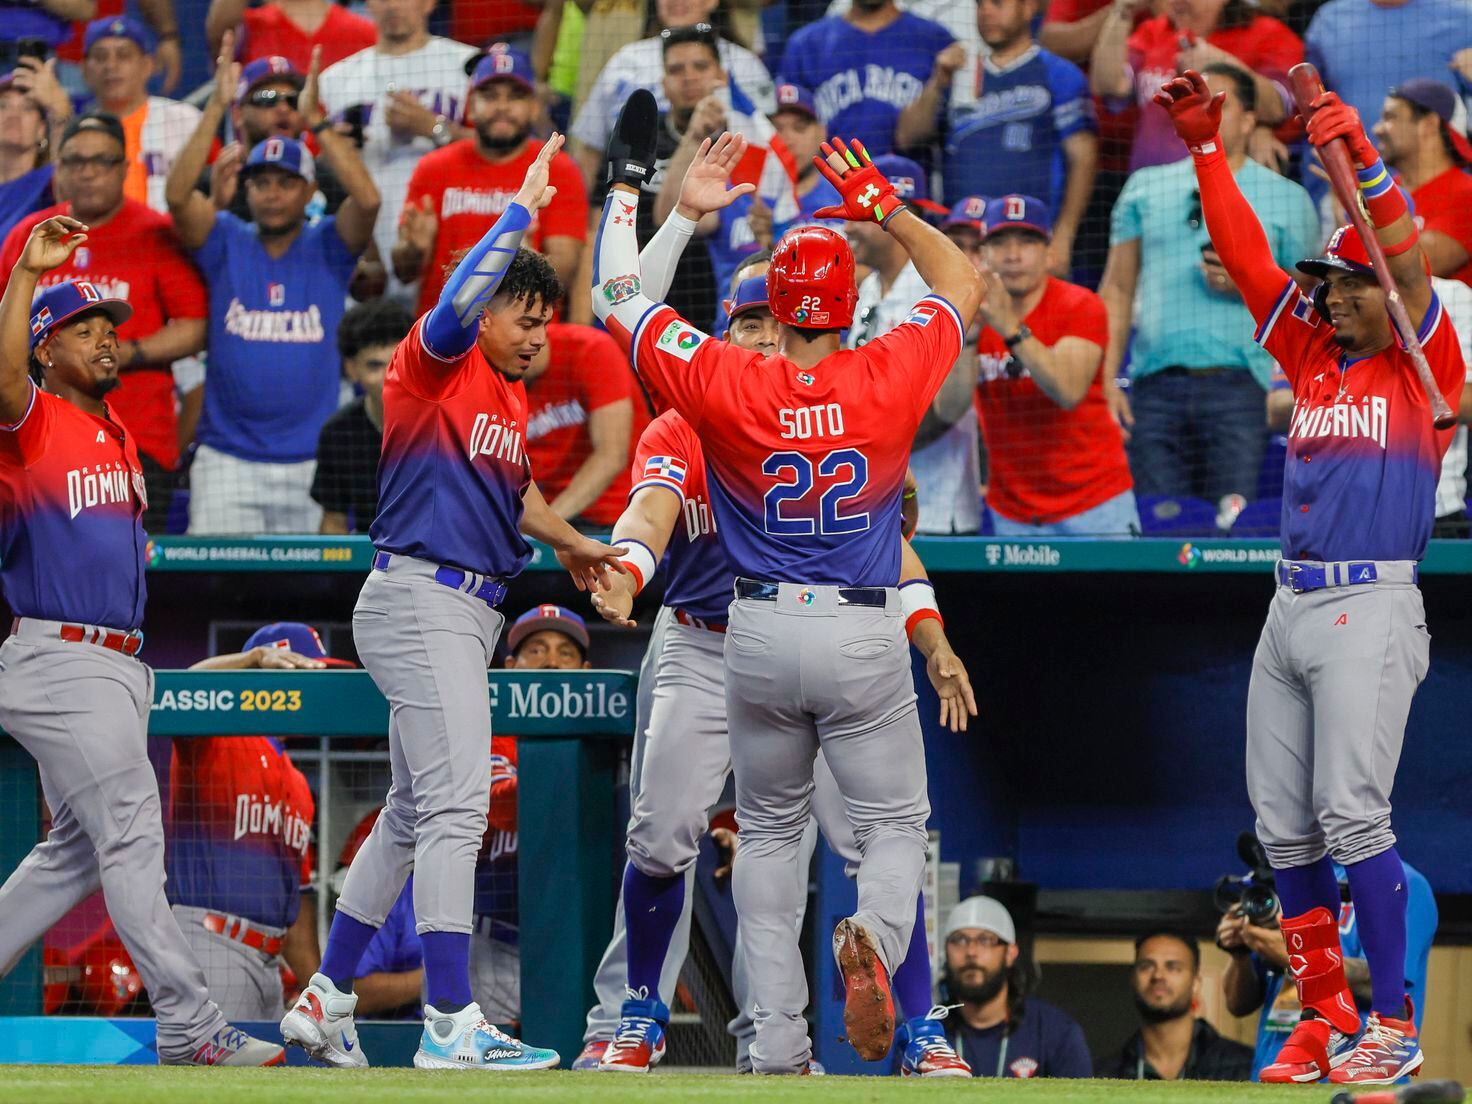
[904,304,937,327]
[30,307,52,336]
[1290,294,1319,327]
[656,320,706,361]
[643,455,687,484]
[602,273,641,305]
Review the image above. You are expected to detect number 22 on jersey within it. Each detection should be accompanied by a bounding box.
[762,449,871,535]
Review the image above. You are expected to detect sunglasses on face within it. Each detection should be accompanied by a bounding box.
[247,88,300,110]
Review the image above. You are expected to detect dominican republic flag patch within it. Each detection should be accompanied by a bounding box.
[644,455,687,484]
[905,304,937,327]
[1291,293,1319,327]
[30,307,52,335]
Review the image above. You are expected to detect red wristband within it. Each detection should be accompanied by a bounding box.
[1381,226,1419,257]
[905,608,943,640]
[1361,183,1409,232]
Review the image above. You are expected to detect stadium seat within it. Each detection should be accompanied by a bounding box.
[1230,498,1282,538]
[1256,435,1288,501]
[1135,495,1218,537]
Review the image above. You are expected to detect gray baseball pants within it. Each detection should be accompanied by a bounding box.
[725,583,929,1074]
[0,624,227,1057]
[1246,563,1429,869]
[336,558,502,936]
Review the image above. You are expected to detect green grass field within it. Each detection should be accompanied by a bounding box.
[4,1068,1376,1104]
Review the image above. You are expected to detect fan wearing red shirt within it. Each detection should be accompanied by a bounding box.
[1371,78,1472,288]
[395,46,588,314]
[969,195,1135,534]
[523,322,643,526]
[1090,0,1301,171]
[0,114,208,530]
[206,0,378,72]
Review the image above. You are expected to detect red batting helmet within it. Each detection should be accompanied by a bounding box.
[767,226,857,329]
[1296,224,1376,282]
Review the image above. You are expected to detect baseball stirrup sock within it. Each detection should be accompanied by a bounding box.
[1274,855,1341,918]
[1279,907,1361,1034]
[890,894,933,1021]
[622,862,684,998]
[1343,847,1410,1018]
[421,930,473,1011]
[320,912,379,991]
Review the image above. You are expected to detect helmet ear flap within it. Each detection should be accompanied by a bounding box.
[1313,281,1330,323]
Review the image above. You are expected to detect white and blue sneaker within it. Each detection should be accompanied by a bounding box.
[598,992,669,1072]
[414,1002,560,1070]
[280,973,367,1068]
[897,1006,972,1077]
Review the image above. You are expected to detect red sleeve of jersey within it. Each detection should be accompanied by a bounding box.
[631,306,754,429]
[542,154,590,242]
[1416,292,1468,402]
[1059,283,1109,348]
[487,735,517,834]
[857,294,966,421]
[575,327,635,412]
[0,383,54,465]
[630,410,699,501]
[1253,276,1323,389]
[154,227,208,321]
[398,314,472,399]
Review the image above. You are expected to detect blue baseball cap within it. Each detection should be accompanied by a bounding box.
[507,603,590,654]
[83,15,155,56]
[29,280,132,351]
[236,56,304,104]
[983,194,1053,241]
[466,43,536,93]
[243,622,357,666]
[242,136,315,183]
[942,195,989,233]
[726,274,769,319]
[871,154,947,215]
[772,83,819,123]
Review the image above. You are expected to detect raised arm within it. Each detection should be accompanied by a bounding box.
[1155,72,1292,322]
[205,0,247,59]
[422,135,563,361]
[0,217,89,423]
[168,33,238,250]
[1089,0,1140,99]
[895,43,965,151]
[297,46,380,256]
[641,135,752,299]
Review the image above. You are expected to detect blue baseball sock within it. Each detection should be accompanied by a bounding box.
[622,861,683,1003]
[1344,848,1409,1019]
[1274,854,1341,919]
[891,895,934,1021]
[421,930,473,1012]
[319,912,379,991]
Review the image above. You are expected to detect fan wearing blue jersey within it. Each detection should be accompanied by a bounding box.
[278,133,627,1073]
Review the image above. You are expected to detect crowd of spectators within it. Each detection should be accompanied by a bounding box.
[2,0,1472,537]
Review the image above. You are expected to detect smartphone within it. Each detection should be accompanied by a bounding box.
[16,38,50,62]
[342,104,367,147]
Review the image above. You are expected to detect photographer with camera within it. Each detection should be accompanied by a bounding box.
[1214,836,1438,1080]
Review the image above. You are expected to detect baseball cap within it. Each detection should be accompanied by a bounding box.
[1296,223,1377,280]
[726,273,769,319]
[983,194,1053,241]
[944,895,1017,944]
[28,280,132,351]
[243,621,357,667]
[236,56,304,104]
[771,83,819,123]
[1390,77,1472,166]
[242,136,315,184]
[59,110,126,153]
[83,15,155,56]
[465,43,536,93]
[506,604,590,654]
[942,195,989,233]
[870,154,947,215]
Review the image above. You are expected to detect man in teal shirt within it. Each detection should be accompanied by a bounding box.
[1099,63,1319,507]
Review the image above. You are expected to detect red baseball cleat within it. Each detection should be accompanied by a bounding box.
[1328,1000,1423,1086]
[833,918,895,1062]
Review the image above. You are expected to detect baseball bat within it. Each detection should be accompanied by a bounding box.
[1288,62,1456,429]
[1330,1079,1466,1104]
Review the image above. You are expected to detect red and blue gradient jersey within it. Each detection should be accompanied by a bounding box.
[0,384,146,630]
[370,316,534,577]
[167,736,314,930]
[473,735,518,932]
[625,297,964,585]
[631,411,732,621]
[1255,279,1465,562]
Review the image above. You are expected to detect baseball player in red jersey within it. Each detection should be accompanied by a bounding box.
[280,135,625,1072]
[0,217,282,1066]
[1158,72,1465,1086]
[592,92,984,1072]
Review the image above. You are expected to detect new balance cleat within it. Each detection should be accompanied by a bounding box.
[414,1002,560,1070]
[572,1039,610,1070]
[1259,1014,1361,1083]
[598,993,669,1072]
[606,88,658,190]
[162,1023,285,1066]
[1328,1000,1423,1086]
[280,972,368,1068]
[833,918,895,1062]
[898,1007,972,1077]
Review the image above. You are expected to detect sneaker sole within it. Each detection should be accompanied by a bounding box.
[413,1050,560,1071]
[1329,1050,1424,1087]
[1259,1065,1326,1084]
[833,920,894,1062]
[281,1009,368,1069]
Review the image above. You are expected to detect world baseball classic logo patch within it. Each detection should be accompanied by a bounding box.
[602,273,641,305]
[656,319,705,362]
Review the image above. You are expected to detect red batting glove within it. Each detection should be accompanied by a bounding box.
[812,137,905,225]
[1304,90,1378,169]
[1153,69,1224,153]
